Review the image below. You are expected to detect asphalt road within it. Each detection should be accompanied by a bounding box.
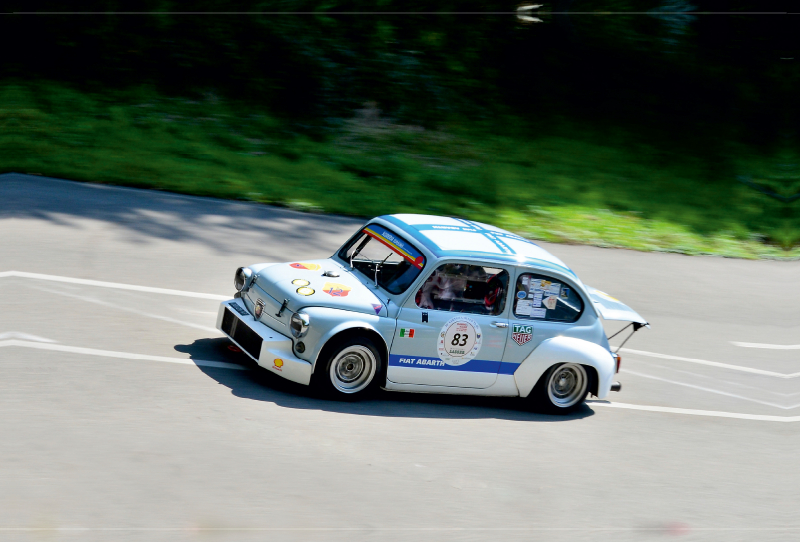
[1,173,798,542]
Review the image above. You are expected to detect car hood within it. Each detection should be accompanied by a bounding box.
[248,258,386,319]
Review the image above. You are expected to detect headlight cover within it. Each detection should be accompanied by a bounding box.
[290,312,310,338]
[234,267,254,292]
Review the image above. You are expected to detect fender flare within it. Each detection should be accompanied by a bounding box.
[514,336,616,399]
[313,320,389,372]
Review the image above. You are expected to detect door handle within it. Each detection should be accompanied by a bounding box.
[491,321,509,328]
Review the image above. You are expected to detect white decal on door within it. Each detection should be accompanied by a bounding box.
[437,316,483,366]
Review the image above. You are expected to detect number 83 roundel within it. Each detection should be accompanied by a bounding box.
[437,316,483,366]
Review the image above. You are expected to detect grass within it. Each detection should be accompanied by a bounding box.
[2,80,797,259]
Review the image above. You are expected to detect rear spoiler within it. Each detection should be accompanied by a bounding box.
[586,286,649,353]
[585,286,648,326]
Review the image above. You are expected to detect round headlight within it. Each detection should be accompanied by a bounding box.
[234,267,253,292]
[290,312,310,338]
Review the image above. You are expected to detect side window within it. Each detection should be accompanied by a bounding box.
[513,273,584,323]
[415,264,508,316]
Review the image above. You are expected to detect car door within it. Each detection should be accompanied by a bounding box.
[500,270,588,370]
[387,262,511,388]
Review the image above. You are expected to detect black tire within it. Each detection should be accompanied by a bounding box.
[312,335,383,400]
[530,363,592,414]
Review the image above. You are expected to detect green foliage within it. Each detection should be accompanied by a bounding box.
[2,81,796,258]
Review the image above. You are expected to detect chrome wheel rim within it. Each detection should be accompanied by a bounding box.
[329,345,376,394]
[547,363,588,408]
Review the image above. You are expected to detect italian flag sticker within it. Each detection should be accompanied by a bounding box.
[399,328,415,338]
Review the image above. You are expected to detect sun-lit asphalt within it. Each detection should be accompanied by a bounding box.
[1,172,798,542]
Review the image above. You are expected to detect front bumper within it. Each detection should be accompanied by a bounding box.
[216,299,313,385]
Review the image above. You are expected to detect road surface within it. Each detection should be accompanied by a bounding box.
[1,173,797,541]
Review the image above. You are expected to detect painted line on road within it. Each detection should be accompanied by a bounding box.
[0,270,229,300]
[0,332,57,343]
[623,369,800,410]
[29,282,221,334]
[732,342,800,350]
[618,347,800,379]
[0,340,247,371]
[588,401,800,423]
[2,340,797,421]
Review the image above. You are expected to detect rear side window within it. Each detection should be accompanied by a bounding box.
[513,273,583,323]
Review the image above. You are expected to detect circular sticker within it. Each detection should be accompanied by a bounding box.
[437,316,482,366]
[516,290,527,299]
[296,287,315,296]
[292,279,310,286]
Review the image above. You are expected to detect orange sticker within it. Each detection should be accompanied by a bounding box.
[290,263,321,271]
[323,282,352,297]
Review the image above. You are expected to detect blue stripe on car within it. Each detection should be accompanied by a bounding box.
[389,355,518,375]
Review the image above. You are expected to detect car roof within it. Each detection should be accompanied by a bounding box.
[378,214,575,277]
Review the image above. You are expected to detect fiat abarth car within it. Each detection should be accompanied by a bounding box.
[217,214,648,413]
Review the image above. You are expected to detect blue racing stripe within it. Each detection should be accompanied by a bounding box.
[389,355,518,375]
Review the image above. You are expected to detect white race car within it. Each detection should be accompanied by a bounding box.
[218,214,647,412]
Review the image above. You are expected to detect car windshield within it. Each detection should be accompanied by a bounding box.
[338,224,426,295]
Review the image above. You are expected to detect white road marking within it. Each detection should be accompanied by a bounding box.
[623,369,800,410]
[0,270,229,300]
[731,342,800,350]
[28,283,221,334]
[619,347,800,379]
[0,331,57,343]
[636,361,800,397]
[0,339,247,371]
[588,401,800,422]
[2,341,797,421]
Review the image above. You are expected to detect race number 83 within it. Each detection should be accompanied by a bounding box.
[437,316,483,366]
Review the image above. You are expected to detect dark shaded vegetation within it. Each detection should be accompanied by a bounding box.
[1,1,798,255]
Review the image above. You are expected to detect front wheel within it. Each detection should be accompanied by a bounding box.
[532,363,590,414]
[314,336,382,400]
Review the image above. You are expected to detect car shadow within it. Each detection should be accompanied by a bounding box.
[175,337,595,422]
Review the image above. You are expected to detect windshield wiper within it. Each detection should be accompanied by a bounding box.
[374,253,391,287]
[350,236,371,269]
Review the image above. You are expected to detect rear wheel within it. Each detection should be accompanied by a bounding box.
[314,336,382,400]
[532,363,590,414]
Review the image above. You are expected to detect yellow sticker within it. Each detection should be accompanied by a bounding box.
[292,279,310,286]
[290,263,321,271]
[273,359,284,371]
[296,287,315,296]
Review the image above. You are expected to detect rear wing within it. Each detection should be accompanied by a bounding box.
[586,286,649,353]
[585,286,648,326]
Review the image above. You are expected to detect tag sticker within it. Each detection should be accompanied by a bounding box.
[521,275,530,287]
[516,299,533,316]
[530,279,542,292]
[437,316,483,365]
[549,283,561,296]
[531,292,542,307]
[543,295,558,310]
[511,324,533,346]
[531,308,547,318]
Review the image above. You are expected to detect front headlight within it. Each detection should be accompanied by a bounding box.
[234,267,254,292]
[290,312,310,338]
